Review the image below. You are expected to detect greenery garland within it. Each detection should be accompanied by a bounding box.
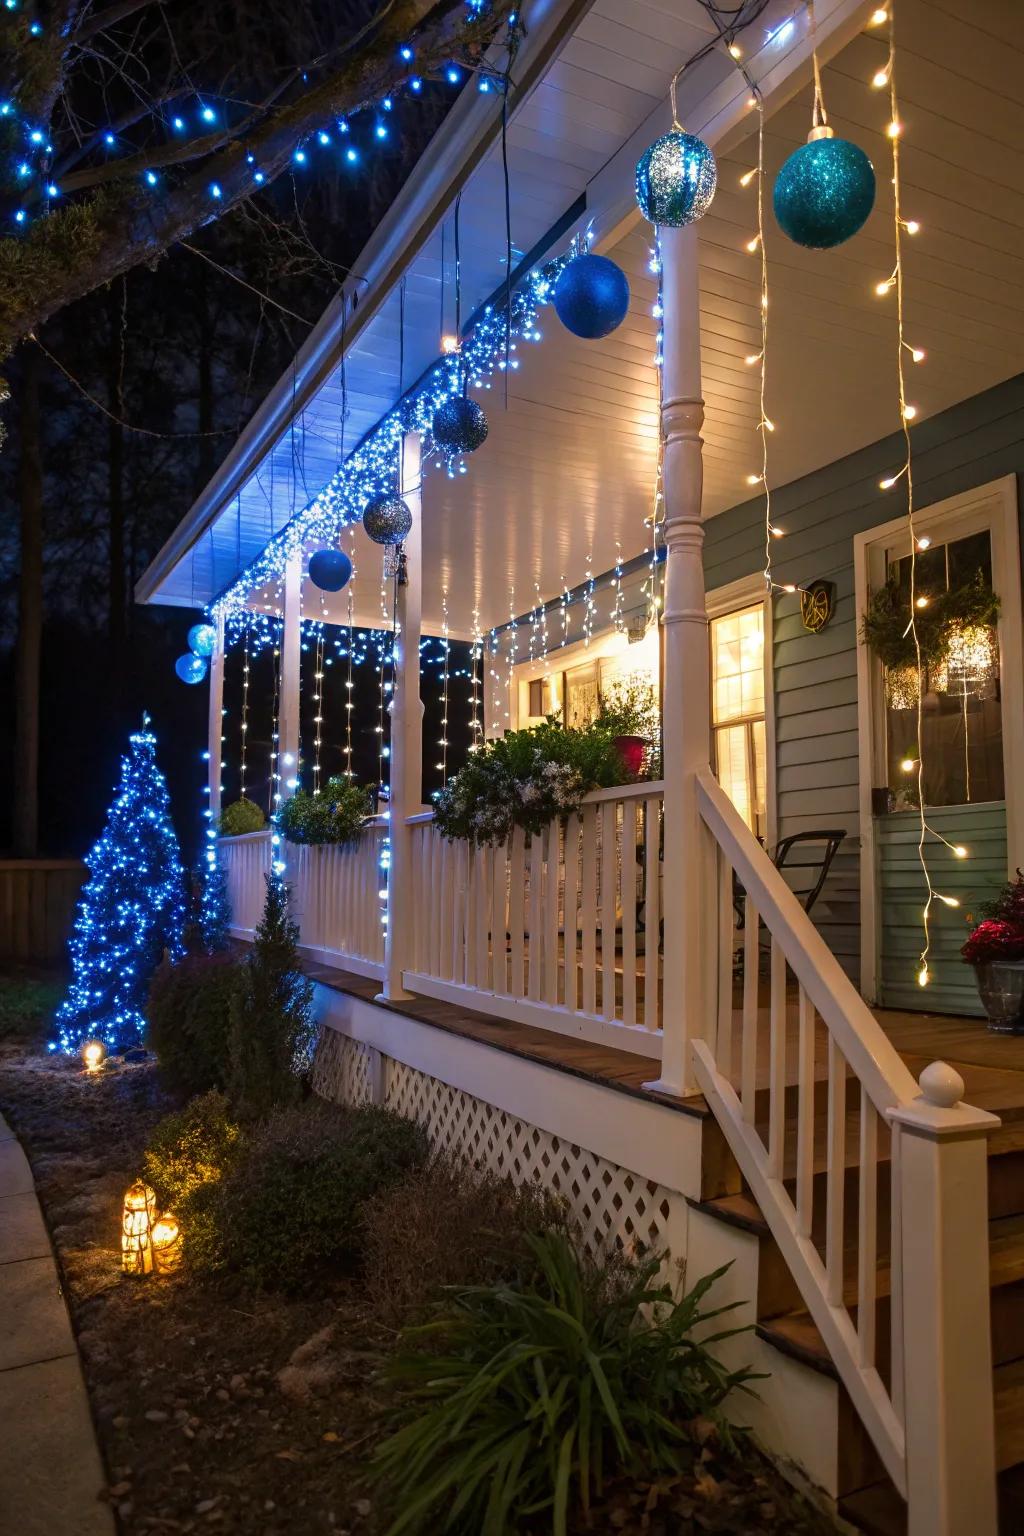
[860,570,999,671]
[278,777,371,846]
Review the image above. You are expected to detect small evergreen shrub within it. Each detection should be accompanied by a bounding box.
[373,1231,752,1536]
[361,1159,569,1322]
[192,1101,429,1291]
[227,874,315,1117]
[0,977,63,1042]
[219,798,266,836]
[146,951,244,1096]
[277,777,371,845]
[143,1090,244,1210]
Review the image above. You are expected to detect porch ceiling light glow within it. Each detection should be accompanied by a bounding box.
[210,247,573,627]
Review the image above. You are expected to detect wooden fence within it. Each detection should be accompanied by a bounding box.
[0,860,86,967]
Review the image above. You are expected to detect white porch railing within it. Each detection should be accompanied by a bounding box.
[220,829,272,936]
[286,820,387,979]
[401,782,664,1054]
[220,822,386,980]
[691,767,998,1532]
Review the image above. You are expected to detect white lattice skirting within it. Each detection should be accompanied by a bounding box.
[311,1024,686,1259]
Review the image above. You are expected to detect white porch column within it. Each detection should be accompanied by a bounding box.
[645,222,710,1097]
[207,609,226,823]
[277,549,303,807]
[381,432,424,1000]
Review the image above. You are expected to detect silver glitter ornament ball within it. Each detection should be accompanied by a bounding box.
[362,493,413,546]
[635,130,717,228]
[432,395,489,456]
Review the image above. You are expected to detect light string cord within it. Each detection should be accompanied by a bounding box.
[440,586,451,784]
[239,631,251,799]
[312,625,325,794]
[345,522,356,778]
[269,627,281,814]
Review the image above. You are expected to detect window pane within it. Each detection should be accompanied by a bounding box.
[712,604,764,724]
[716,725,753,830]
[752,718,767,838]
[883,530,1004,808]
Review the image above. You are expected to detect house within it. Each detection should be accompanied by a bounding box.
[136,2,1024,1530]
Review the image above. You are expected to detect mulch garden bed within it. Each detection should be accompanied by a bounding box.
[0,975,841,1536]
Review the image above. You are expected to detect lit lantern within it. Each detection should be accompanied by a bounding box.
[81,1039,106,1073]
[121,1180,157,1276]
[152,1213,183,1275]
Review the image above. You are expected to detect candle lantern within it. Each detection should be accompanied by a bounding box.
[152,1213,183,1275]
[121,1180,157,1276]
[81,1039,106,1073]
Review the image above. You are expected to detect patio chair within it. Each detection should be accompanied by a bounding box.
[733,828,847,928]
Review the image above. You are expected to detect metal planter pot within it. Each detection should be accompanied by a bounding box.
[974,960,1024,1034]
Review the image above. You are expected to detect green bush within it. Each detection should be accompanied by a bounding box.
[434,720,624,845]
[146,951,244,1096]
[219,798,266,836]
[373,1231,752,1536]
[277,777,371,846]
[142,1090,243,1211]
[361,1159,569,1322]
[192,1101,429,1291]
[227,874,314,1118]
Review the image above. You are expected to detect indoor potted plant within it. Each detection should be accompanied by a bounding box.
[594,678,660,779]
[961,870,1024,1033]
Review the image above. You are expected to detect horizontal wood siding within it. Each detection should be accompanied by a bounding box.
[703,371,1024,992]
[876,804,1007,1015]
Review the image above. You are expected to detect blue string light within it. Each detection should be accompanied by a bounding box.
[53,719,186,1055]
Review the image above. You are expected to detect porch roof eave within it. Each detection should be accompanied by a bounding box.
[134,0,593,611]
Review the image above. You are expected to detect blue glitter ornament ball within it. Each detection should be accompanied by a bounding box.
[363,493,413,546]
[636,130,717,227]
[773,133,875,249]
[175,652,207,685]
[552,253,630,340]
[309,548,353,592]
[432,395,488,456]
[188,622,216,658]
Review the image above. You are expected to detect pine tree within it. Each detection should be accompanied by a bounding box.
[55,717,186,1053]
[199,857,232,954]
[228,873,314,1117]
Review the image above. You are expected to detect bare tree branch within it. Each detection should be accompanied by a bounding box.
[71,0,167,49]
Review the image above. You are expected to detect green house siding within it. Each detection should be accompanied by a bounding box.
[876,803,1008,1015]
[703,371,1024,998]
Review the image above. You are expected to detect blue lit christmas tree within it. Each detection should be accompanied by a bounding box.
[55,717,186,1054]
[198,855,231,954]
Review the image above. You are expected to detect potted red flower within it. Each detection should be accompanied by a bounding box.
[594,679,660,781]
[962,870,1024,1033]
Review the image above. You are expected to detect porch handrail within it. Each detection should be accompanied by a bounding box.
[691,767,999,1532]
[405,778,666,829]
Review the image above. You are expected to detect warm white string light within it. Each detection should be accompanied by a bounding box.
[239,632,251,800]
[311,626,325,795]
[438,585,451,781]
[469,604,484,752]
[875,4,963,988]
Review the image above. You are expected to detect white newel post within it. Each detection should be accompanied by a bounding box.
[278,549,303,809]
[207,609,226,824]
[381,432,424,1001]
[890,1064,998,1536]
[645,222,710,1097]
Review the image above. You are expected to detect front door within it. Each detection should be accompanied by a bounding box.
[855,476,1023,1012]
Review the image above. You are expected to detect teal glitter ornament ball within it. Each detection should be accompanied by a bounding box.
[635,130,717,228]
[773,133,875,249]
[187,622,216,657]
[552,253,630,339]
[432,395,488,456]
[175,652,207,685]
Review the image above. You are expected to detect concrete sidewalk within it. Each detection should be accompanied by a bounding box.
[0,1111,114,1536]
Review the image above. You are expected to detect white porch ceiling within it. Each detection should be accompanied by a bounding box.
[140,0,1024,639]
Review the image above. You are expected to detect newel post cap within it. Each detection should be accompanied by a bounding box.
[919,1061,965,1108]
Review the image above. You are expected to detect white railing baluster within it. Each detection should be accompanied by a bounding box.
[508,827,525,998]
[580,804,598,1016]
[528,833,542,1001]
[600,803,617,1022]
[796,984,815,1239]
[563,813,580,1012]
[544,823,560,1007]
[826,1035,846,1308]
[768,938,787,1180]
[621,799,637,1029]
[741,896,759,1123]
[643,797,660,1031]
[889,1123,904,1424]
[858,1086,878,1370]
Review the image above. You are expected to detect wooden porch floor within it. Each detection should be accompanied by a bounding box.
[301,957,1024,1125]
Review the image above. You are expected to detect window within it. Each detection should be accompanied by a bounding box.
[882,529,1003,809]
[711,603,767,836]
